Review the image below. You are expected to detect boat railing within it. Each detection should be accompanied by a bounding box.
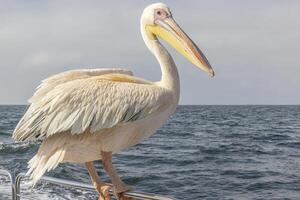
[0,169,175,200]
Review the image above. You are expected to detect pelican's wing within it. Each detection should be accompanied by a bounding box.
[29,68,133,103]
[13,73,170,142]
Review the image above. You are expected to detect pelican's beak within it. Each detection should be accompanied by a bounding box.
[146,17,214,77]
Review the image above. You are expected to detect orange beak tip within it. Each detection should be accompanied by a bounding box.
[209,69,215,77]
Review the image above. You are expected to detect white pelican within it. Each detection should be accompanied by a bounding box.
[13,3,214,200]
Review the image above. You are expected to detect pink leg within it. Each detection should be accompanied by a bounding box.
[101,151,134,199]
[85,161,111,200]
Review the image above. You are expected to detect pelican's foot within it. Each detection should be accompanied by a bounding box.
[95,183,111,200]
[113,184,135,200]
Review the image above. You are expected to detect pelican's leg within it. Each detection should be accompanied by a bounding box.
[101,151,135,200]
[85,161,111,200]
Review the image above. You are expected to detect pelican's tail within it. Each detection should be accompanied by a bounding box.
[26,149,65,186]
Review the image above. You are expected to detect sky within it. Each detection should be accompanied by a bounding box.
[0,0,299,105]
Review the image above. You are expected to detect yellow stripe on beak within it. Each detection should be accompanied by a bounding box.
[146,17,214,77]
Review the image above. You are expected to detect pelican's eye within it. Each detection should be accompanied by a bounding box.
[154,9,168,20]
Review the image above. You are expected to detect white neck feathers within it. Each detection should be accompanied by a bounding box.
[140,20,180,97]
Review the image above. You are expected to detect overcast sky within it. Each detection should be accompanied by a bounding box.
[0,0,299,105]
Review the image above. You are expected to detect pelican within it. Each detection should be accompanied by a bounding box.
[13,3,214,200]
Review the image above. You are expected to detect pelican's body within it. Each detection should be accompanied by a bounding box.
[32,69,178,162]
[39,90,176,163]
[13,3,214,200]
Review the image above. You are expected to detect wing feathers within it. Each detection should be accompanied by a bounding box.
[13,69,170,142]
[29,68,133,103]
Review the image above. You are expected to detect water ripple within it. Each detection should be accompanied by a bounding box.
[0,105,300,199]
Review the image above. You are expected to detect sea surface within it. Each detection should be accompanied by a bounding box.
[0,105,300,200]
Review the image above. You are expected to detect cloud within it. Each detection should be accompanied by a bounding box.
[0,0,299,104]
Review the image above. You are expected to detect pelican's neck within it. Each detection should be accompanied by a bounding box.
[154,41,180,90]
[141,25,180,97]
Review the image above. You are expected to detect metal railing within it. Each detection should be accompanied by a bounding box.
[0,169,16,199]
[0,169,175,200]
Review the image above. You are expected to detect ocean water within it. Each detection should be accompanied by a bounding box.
[0,105,300,200]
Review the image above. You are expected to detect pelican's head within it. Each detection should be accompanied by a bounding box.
[141,3,214,77]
